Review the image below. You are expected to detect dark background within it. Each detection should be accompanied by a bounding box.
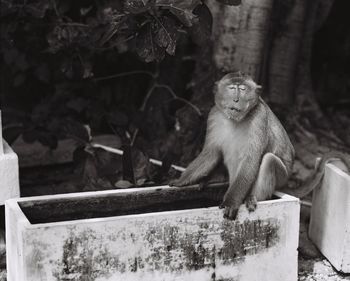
[0,0,349,195]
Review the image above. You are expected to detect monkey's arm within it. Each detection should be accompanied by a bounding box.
[221,153,261,220]
[170,147,221,187]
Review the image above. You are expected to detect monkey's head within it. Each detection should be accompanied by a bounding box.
[214,72,261,122]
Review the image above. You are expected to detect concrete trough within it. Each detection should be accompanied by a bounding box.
[309,162,350,273]
[6,184,299,281]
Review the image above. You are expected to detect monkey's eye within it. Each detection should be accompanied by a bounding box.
[239,85,246,91]
[228,85,235,89]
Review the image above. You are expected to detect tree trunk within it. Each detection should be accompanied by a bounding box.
[209,0,274,81]
[265,0,334,106]
[295,0,335,105]
[266,0,307,104]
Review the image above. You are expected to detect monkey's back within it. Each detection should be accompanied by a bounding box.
[262,101,295,175]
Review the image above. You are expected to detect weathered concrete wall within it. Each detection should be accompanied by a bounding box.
[6,187,299,281]
[0,111,20,205]
[309,163,350,273]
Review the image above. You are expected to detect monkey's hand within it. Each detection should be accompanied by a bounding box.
[220,203,239,220]
[245,195,257,212]
[169,178,190,187]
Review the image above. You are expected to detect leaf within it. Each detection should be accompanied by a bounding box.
[135,22,165,62]
[136,178,147,186]
[154,17,177,55]
[123,0,153,14]
[114,180,134,188]
[81,155,99,184]
[189,3,213,45]
[155,0,201,26]
[131,148,150,180]
[93,147,122,178]
[216,0,242,6]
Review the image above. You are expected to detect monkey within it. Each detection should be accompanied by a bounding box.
[170,71,295,219]
[170,71,350,220]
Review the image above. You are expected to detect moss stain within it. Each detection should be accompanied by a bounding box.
[51,219,279,280]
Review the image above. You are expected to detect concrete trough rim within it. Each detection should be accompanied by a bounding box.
[6,185,299,228]
[326,162,350,178]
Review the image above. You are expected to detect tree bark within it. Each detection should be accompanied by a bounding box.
[266,0,307,104]
[209,0,274,81]
[295,0,335,105]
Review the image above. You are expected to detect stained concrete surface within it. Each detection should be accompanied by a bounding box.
[0,258,349,281]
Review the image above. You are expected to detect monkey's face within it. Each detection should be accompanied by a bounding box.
[215,77,259,122]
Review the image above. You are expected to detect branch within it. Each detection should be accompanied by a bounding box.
[155,84,202,116]
[131,83,157,146]
[94,70,155,82]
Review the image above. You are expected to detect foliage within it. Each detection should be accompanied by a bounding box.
[0,0,211,67]
[0,0,239,188]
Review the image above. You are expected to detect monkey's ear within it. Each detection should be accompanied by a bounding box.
[256,85,263,95]
[213,81,219,95]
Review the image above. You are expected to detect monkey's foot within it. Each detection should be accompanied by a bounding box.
[245,195,257,212]
[198,181,208,190]
[169,179,189,187]
[221,205,239,220]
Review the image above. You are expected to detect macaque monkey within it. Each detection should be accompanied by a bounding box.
[171,72,294,219]
[171,72,350,220]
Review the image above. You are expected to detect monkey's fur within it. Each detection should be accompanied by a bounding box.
[171,72,350,220]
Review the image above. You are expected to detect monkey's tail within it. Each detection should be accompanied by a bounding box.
[281,152,350,198]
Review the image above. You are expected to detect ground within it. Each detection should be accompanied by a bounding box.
[299,258,350,281]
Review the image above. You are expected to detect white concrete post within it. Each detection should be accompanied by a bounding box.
[309,162,350,273]
[0,110,20,205]
[0,111,3,155]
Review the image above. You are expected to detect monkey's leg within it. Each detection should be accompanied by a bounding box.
[245,153,288,212]
[170,148,220,187]
[221,153,262,220]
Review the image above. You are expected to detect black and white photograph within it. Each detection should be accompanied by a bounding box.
[0,0,350,280]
